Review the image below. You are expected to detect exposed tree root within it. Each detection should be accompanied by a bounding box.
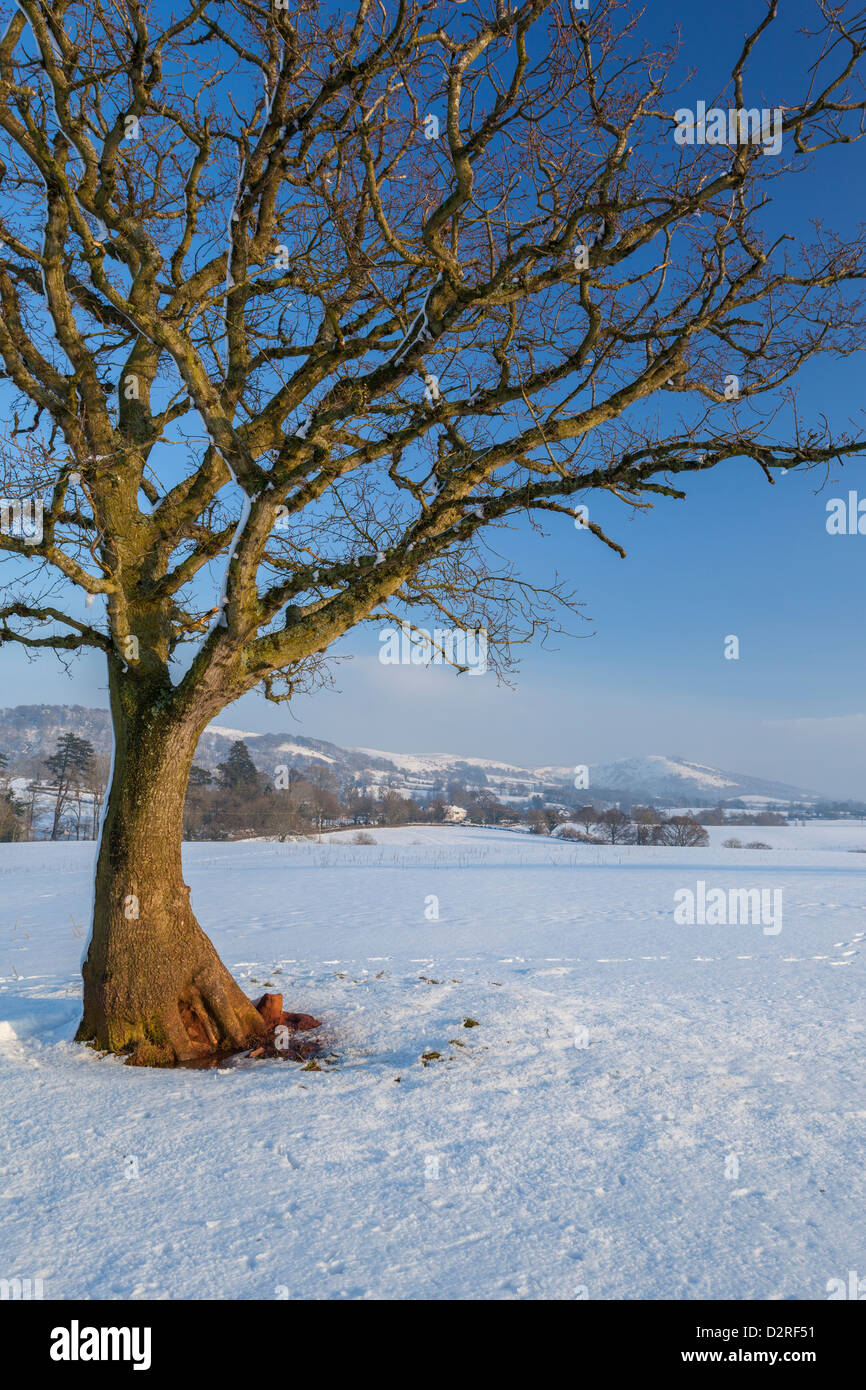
[77,978,323,1068]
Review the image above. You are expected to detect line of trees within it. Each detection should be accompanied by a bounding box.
[540,805,709,846]
[183,742,344,840]
[697,806,787,827]
[183,741,437,839]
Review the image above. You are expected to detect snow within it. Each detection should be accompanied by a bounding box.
[391,273,442,366]
[533,755,737,789]
[354,747,528,776]
[275,742,335,764]
[206,724,263,741]
[1,826,864,1300]
[593,755,737,791]
[703,821,866,853]
[201,727,336,764]
[585,755,817,802]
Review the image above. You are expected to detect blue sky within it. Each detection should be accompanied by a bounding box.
[2,1,865,797]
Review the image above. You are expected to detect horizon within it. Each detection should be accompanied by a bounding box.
[0,699,850,801]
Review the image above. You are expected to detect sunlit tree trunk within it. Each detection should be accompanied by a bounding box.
[76,684,266,1065]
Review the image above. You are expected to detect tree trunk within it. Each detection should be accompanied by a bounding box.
[75,694,267,1066]
[49,771,67,841]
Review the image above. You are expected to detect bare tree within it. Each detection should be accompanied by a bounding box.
[661,815,709,848]
[632,804,662,845]
[596,806,632,843]
[85,751,110,838]
[0,0,865,1062]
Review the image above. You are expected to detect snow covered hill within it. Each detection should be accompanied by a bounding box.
[201,729,822,805]
[0,703,824,806]
[566,754,819,804]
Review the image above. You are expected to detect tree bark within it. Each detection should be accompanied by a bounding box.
[75,689,267,1065]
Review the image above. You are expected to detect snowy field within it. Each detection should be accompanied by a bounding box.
[1,825,865,1301]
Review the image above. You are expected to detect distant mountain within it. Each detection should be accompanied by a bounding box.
[535,754,822,805]
[0,704,825,806]
[0,704,113,763]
